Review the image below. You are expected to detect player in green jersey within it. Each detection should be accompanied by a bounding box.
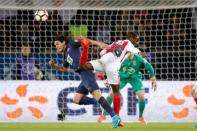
[98,53,157,124]
[119,54,157,123]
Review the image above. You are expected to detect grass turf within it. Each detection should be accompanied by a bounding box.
[0,123,196,131]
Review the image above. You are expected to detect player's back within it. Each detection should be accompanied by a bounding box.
[64,40,96,77]
[109,40,139,57]
[64,40,81,70]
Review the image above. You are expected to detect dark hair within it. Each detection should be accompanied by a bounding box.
[127,31,139,39]
[21,42,30,47]
[55,31,71,44]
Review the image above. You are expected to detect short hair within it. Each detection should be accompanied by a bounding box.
[55,31,71,44]
[127,31,140,39]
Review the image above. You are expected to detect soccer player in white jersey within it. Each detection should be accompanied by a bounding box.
[77,32,140,125]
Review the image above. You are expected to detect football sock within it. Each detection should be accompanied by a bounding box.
[78,96,97,105]
[113,94,121,115]
[139,100,146,118]
[102,95,113,115]
[98,96,116,118]
[106,95,113,105]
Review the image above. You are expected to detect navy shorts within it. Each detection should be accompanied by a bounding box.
[76,71,99,95]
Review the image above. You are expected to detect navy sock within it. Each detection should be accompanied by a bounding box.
[78,96,97,105]
[98,96,116,118]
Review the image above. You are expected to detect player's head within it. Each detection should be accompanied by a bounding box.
[21,43,31,57]
[127,31,140,46]
[55,32,71,53]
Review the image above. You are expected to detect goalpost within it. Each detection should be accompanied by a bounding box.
[0,0,196,120]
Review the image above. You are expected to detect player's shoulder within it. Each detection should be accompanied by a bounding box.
[134,54,143,59]
[112,39,131,45]
[134,54,147,62]
[68,40,80,48]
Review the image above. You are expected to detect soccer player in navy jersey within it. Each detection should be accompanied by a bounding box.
[48,32,121,128]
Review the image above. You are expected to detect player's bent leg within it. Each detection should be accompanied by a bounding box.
[97,91,113,123]
[73,93,84,104]
[106,85,123,127]
[74,83,97,105]
[91,89,121,128]
[102,91,114,115]
[111,84,121,116]
[104,60,122,116]
[74,93,97,105]
[136,90,147,124]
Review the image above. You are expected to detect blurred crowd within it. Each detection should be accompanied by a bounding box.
[0,8,196,80]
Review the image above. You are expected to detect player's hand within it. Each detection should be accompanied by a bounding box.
[150,77,157,91]
[48,60,56,68]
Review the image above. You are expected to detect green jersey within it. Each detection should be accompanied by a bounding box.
[119,54,155,80]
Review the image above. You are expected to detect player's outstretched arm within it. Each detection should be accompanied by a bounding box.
[88,39,109,49]
[77,37,109,49]
[141,57,157,91]
[48,60,69,72]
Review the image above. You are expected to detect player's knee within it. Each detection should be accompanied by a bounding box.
[91,89,102,101]
[73,96,81,104]
[138,95,145,101]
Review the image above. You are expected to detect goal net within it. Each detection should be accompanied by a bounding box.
[0,0,196,81]
[0,0,196,121]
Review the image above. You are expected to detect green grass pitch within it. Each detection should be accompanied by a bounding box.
[0,123,196,131]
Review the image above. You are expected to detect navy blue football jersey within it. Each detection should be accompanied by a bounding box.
[63,40,81,70]
[63,40,100,93]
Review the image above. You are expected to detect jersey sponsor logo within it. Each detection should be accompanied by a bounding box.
[21,63,34,74]
[67,54,73,65]
[123,67,135,75]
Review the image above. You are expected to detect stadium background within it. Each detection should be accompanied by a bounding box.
[0,0,196,129]
[0,1,196,81]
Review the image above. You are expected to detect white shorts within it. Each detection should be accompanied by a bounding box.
[90,52,120,85]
